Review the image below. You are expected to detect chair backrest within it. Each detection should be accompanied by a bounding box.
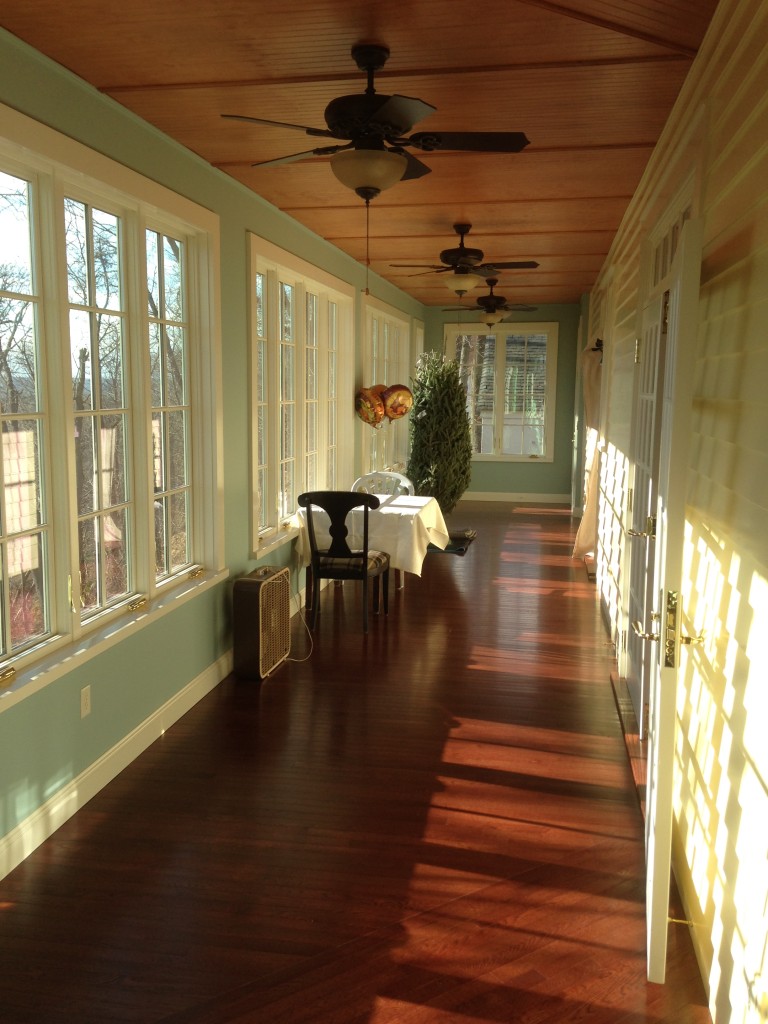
[297,491,380,564]
[351,471,415,496]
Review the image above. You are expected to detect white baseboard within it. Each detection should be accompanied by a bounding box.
[460,492,573,504]
[0,651,232,881]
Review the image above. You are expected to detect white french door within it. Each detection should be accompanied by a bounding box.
[625,293,667,738]
[641,218,702,982]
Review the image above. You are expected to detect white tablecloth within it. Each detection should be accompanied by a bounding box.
[292,494,449,576]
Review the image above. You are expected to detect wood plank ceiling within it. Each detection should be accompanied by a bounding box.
[1,0,720,307]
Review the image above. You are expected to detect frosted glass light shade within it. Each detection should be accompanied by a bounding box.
[444,273,485,294]
[330,148,407,199]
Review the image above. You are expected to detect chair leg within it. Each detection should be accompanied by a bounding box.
[383,569,389,615]
[372,575,380,615]
[362,576,369,633]
[309,576,319,629]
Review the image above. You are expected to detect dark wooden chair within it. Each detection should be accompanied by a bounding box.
[298,491,390,633]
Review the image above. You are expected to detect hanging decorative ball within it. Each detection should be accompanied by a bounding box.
[382,384,413,420]
[355,387,385,426]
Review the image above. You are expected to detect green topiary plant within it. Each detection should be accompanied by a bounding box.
[407,350,473,516]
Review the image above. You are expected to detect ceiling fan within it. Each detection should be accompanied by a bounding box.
[222,44,530,201]
[444,278,538,325]
[391,222,539,293]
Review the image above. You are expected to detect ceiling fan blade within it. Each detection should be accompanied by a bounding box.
[252,143,352,168]
[476,260,539,274]
[373,95,437,131]
[405,131,530,153]
[502,304,538,313]
[222,113,333,138]
[389,263,444,270]
[399,150,432,181]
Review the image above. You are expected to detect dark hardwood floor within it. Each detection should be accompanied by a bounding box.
[0,502,711,1024]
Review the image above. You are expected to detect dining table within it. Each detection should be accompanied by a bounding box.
[291,493,449,577]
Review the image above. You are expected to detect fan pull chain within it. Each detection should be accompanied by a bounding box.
[364,198,370,295]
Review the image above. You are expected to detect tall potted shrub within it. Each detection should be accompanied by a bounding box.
[407,350,473,516]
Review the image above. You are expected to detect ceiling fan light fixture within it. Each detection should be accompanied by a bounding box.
[444,272,485,295]
[483,310,505,327]
[330,147,407,201]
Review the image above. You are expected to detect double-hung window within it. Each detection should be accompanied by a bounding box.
[445,323,559,461]
[0,105,222,692]
[249,235,353,551]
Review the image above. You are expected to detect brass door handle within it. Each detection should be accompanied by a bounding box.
[632,620,660,642]
[628,515,657,539]
[681,632,705,646]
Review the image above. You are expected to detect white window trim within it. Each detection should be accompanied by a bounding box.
[444,321,559,463]
[247,233,355,557]
[0,103,225,709]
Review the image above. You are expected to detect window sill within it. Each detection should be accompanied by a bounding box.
[471,454,555,463]
[253,524,298,560]
[0,568,230,714]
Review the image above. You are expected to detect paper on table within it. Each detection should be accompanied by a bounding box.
[372,492,397,508]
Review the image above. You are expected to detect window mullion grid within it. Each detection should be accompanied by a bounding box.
[145,223,193,586]
[277,275,300,521]
[0,166,53,662]
[66,197,135,620]
[264,268,281,532]
[251,271,268,537]
[304,288,318,493]
[326,299,338,488]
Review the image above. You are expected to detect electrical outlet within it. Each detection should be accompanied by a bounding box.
[80,685,91,718]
